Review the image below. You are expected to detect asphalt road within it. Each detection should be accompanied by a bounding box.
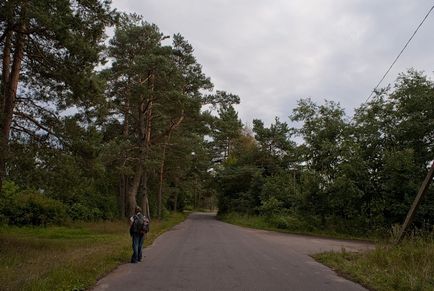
[94,213,373,291]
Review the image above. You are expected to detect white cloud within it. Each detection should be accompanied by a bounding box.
[111,0,434,125]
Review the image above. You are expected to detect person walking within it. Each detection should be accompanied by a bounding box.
[129,206,148,263]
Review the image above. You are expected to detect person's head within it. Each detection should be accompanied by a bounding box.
[135,206,142,214]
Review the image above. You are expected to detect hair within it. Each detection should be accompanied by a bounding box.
[135,206,142,213]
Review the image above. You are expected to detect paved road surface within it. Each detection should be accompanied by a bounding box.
[94,213,373,291]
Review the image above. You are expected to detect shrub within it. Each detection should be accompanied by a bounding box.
[1,181,68,226]
[0,180,20,224]
[267,214,315,232]
[68,203,104,221]
[268,215,290,229]
[12,191,68,226]
[259,197,283,217]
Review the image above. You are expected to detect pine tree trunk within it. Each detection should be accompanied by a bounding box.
[0,19,27,191]
[0,30,12,192]
[127,72,153,216]
[141,173,150,219]
[141,74,154,218]
[119,95,130,217]
[127,163,142,216]
[157,133,171,220]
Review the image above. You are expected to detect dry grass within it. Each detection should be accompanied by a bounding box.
[0,212,187,291]
[315,237,434,291]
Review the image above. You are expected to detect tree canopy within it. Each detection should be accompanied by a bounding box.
[1,2,433,236]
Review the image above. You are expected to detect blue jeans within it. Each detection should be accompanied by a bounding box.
[131,233,144,263]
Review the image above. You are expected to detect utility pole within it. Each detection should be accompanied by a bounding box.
[396,161,434,243]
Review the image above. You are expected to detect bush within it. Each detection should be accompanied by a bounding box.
[267,214,314,231]
[12,191,68,226]
[259,197,283,217]
[1,181,68,226]
[0,181,20,224]
[68,203,104,221]
[268,215,290,229]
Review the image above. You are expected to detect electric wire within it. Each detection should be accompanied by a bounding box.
[363,4,434,105]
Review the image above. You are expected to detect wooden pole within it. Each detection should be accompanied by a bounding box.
[396,161,434,243]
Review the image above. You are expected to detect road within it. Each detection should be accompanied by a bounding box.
[94,213,373,291]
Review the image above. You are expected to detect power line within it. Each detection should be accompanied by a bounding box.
[363,4,434,105]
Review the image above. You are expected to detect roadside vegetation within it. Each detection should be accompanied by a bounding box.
[215,70,434,238]
[220,212,380,241]
[1,2,434,290]
[315,234,434,291]
[0,212,187,291]
[222,210,434,291]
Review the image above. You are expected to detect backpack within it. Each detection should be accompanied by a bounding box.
[132,213,150,235]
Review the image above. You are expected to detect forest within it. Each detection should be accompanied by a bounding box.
[1,0,433,237]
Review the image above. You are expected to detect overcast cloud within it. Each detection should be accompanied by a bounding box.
[111,0,434,126]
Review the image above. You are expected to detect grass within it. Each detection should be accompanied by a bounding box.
[219,212,378,241]
[314,237,434,291]
[0,212,187,291]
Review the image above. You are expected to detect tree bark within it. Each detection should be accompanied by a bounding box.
[141,173,150,219]
[0,16,27,191]
[0,29,12,192]
[120,91,130,217]
[141,74,154,218]
[127,162,143,216]
[126,82,148,215]
[157,133,171,220]
[126,70,155,217]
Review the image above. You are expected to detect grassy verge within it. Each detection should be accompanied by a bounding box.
[314,238,434,291]
[221,213,434,289]
[219,212,377,241]
[0,212,187,291]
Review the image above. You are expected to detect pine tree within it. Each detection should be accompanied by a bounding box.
[0,0,116,190]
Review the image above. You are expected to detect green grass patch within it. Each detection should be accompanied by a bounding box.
[219,212,377,241]
[314,238,434,291]
[0,212,187,291]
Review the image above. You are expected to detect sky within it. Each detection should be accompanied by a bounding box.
[111,0,434,126]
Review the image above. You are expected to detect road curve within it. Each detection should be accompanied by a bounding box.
[94,213,372,291]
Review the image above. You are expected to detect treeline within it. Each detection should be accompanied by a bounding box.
[1,1,433,233]
[216,70,434,235]
[0,1,235,225]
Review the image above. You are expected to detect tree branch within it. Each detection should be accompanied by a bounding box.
[11,124,44,142]
[13,111,65,144]
[151,110,185,145]
[16,97,60,121]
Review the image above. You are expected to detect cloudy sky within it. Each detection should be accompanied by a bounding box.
[111,0,434,126]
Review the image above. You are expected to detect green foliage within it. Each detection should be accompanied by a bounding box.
[0,180,111,226]
[0,181,20,224]
[315,236,434,290]
[216,164,262,214]
[0,183,67,226]
[220,213,366,239]
[259,197,284,217]
[68,203,104,221]
[2,0,433,237]
[211,104,243,161]
[217,69,434,236]
[260,172,297,210]
[253,117,294,160]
